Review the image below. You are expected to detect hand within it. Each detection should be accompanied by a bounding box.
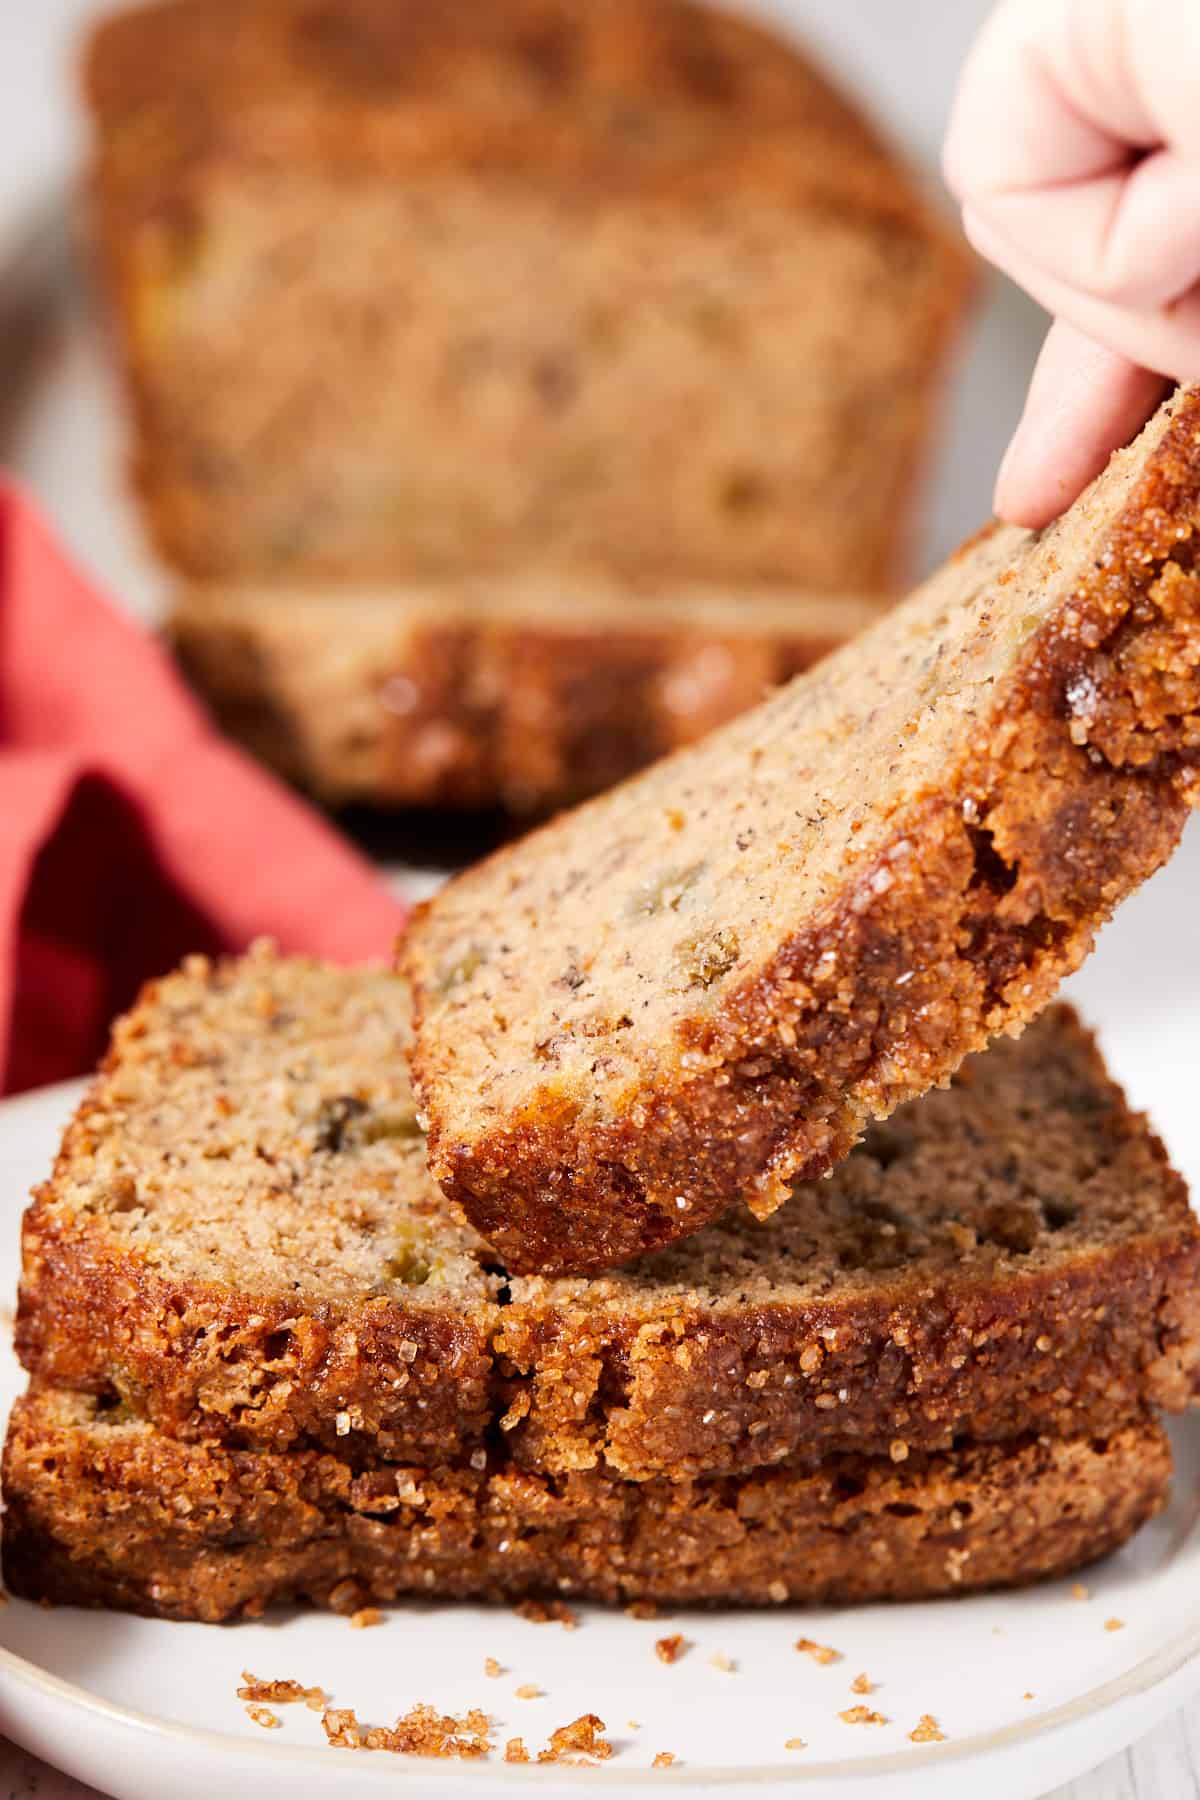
[943,0,1200,527]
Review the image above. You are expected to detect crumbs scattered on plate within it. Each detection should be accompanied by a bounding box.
[908,1715,945,1743]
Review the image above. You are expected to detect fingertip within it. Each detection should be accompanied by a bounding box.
[994,322,1170,529]
[992,483,1066,533]
[993,435,1069,530]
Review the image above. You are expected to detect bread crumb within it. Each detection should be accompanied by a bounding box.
[784,1737,807,1751]
[850,1673,873,1695]
[656,1633,690,1664]
[514,1684,542,1700]
[327,1578,365,1615]
[626,1600,659,1619]
[908,1714,945,1743]
[1071,1583,1089,1601]
[321,1703,492,1758]
[505,1738,530,1763]
[515,1598,580,1630]
[1105,1618,1125,1632]
[627,1720,641,1730]
[245,1705,281,1730]
[889,1440,909,1463]
[840,1706,888,1726]
[350,1607,383,1629]
[653,1751,677,1767]
[708,1652,736,1672]
[537,1714,613,1763]
[484,1657,503,1678]
[1022,1692,1034,1701]
[795,1637,841,1665]
[238,1673,328,1711]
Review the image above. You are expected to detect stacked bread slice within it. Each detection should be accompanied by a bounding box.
[5,948,1197,1619]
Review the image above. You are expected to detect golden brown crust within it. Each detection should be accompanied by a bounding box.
[169,582,884,813]
[16,1219,494,1464]
[402,387,1200,1274]
[15,956,1200,1477]
[502,1246,1200,1481]
[499,1007,1200,1477]
[2,1390,1170,1620]
[84,0,900,215]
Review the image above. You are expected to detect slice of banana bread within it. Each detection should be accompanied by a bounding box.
[2,1388,1169,1621]
[402,386,1200,1273]
[169,579,886,815]
[501,1010,1200,1479]
[15,948,502,1464]
[85,0,969,591]
[16,951,1200,1479]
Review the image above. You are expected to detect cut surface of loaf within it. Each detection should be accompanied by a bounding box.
[16,950,501,1464]
[2,1388,1170,1621]
[403,387,1200,1273]
[17,951,1200,1479]
[86,0,969,589]
[170,579,886,814]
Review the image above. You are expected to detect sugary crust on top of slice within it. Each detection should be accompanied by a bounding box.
[1,1388,1172,1620]
[402,387,1200,1274]
[15,953,1200,1478]
[83,0,931,226]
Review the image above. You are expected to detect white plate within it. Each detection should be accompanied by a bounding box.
[3,14,1200,1792]
[2,848,1200,1800]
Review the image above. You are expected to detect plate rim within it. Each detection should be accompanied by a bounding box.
[2,1572,1200,1789]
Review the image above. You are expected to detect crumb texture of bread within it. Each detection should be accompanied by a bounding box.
[85,0,969,590]
[15,948,501,1462]
[402,387,1200,1273]
[1,1389,1169,1621]
[15,953,1200,1478]
[169,580,886,814]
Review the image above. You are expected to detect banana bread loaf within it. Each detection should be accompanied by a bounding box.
[17,950,1199,1480]
[169,579,886,814]
[85,0,969,591]
[402,386,1200,1273]
[3,1388,1169,1620]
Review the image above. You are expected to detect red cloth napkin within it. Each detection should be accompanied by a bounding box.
[0,483,407,1095]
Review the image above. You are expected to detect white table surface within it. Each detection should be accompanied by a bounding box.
[2,3,1197,1795]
